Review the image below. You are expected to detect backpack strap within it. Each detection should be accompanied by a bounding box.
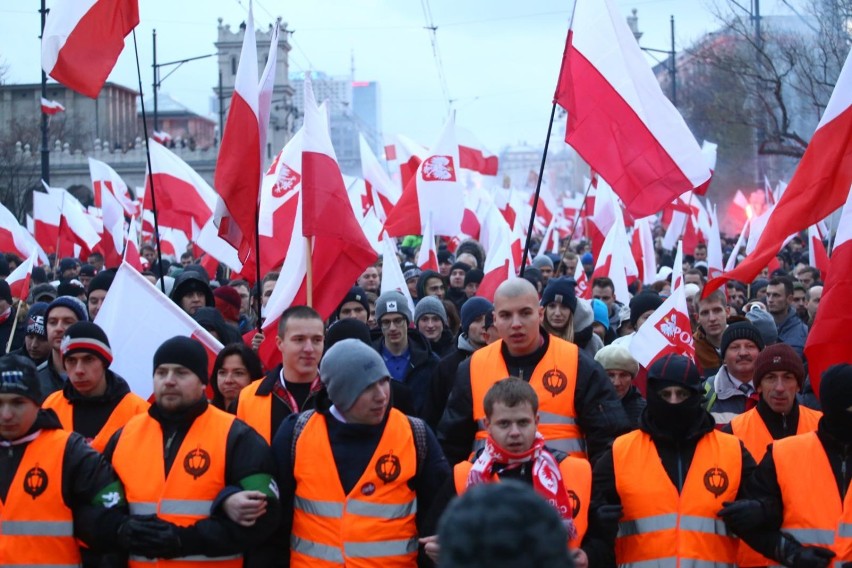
[290,410,315,466]
[407,416,428,478]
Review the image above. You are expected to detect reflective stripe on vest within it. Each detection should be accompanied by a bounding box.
[291,409,418,568]
[469,338,585,458]
[613,430,741,567]
[774,432,852,562]
[620,560,734,568]
[0,429,82,567]
[112,406,242,568]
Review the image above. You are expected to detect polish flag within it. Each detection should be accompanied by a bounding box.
[42,183,101,252]
[706,204,725,279]
[457,126,499,176]
[6,251,37,301]
[386,134,427,194]
[478,206,515,301]
[383,117,465,238]
[40,98,65,115]
[804,189,852,397]
[587,177,618,259]
[195,219,244,275]
[631,217,657,285]
[630,241,695,367]
[574,261,590,299]
[694,141,718,196]
[360,133,400,222]
[144,140,216,238]
[95,263,223,399]
[724,219,749,272]
[214,1,263,260]
[41,0,139,98]
[32,191,61,256]
[0,204,46,264]
[152,131,172,145]
[95,186,125,268]
[590,223,634,304]
[122,216,144,272]
[89,157,138,217]
[808,224,830,281]
[417,216,439,272]
[704,49,852,297]
[157,227,189,259]
[379,233,415,315]
[554,0,710,217]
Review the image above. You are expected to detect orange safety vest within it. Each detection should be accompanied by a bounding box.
[112,405,241,568]
[44,390,150,453]
[291,409,418,568]
[470,338,584,457]
[453,453,591,548]
[773,432,852,566]
[235,379,272,443]
[0,428,81,567]
[613,429,742,567]
[729,405,822,567]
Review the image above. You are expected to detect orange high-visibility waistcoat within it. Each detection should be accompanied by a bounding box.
[44,390,150,453]
[773,432,852,566]
[729,405,822,567]
[0,428,80,567]
[291,409,418,568]
[112,405,241,568]
[470,338,584,457]
[235,380,272,443]
[613,429,742,567]
[453,453,591,548]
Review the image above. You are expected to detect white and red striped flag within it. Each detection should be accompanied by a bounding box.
[42,183,101,254]
[6,251,37,302]
[554,0,710,217]
[0,204,46,264]
[808,224,830,282]
[359,133,399,222]
[478,206,515,301]
[416,215,439,272]
[41,0,139,98]
[40,98,65,115]
[123,216,144,272]
[95,263,223,399]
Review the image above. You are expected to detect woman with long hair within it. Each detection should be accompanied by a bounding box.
[210,343,264,411]
[541,277,577,343]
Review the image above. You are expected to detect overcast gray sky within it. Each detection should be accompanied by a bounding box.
[1,0,797,152]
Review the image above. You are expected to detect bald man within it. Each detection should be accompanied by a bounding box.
[437,278,630,465]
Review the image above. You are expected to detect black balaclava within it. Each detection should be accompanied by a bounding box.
[645,354,705,437]
[819,364,852,443]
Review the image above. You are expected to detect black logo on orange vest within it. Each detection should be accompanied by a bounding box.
[23,465,48,499]
[183,447,211,480]
[542,370,568,397]
[567,489,581,518]
[361,482,376,496]
[375,451,401,484]
[703,467,729,498]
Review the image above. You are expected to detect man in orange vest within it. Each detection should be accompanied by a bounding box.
[0,353,128,566]
[236,305,325,443]
[438,278,629,464]
[732,364,852,567]
[587,353,757,567]
[421,377,592,567]
[104,336,280,564]
[42,321,148,452]
[273,338,450,567]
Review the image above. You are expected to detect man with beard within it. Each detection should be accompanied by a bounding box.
[704,321,766,425]
[587,354,756,567]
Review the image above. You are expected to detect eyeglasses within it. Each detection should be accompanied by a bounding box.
[381,317,407,329]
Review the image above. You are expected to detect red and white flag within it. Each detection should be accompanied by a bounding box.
[95,263,223,399]
[0,204,46,264]
[359,134,399,222]
[41,0,139,98]
[804,189,852,397]
[554,0,710,217]
[630,242,695,367]
[32,191,61,256]
[213,1,262,260]
[42,183,101,252]
[89,157,137,216]
[631,217,657,285]
[574,261,590,299]
[152,131,171,145]
[6,251,37,301]
[706,204,724,279]
[123,216,144,272]
[808,224,830,281]
[457,126,499,176]
[40,98,65,115]
[379,233,415,314]
[725,219,750,272]
[590,224,631,305]
[694,141,718,196]
[383,116,465,237]
[478,206,515,301]
[416,216,439,272]
[705,48,852,297]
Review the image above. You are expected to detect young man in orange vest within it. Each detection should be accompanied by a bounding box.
[421,377,592,567]
[236,305,325,443]
[42,321,148,452]
[732,364,852,567]
[273,338,450,567]
[0,353,128,566]
[587,353,757,567]
[438,277,629,464]
[104,336,280,565]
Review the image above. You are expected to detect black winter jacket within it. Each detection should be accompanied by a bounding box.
[372,329,440,418]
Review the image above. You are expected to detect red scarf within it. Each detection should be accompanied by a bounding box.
[467,432,576,537]
[0,307,11,327]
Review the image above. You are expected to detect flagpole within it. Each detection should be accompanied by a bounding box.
[305,239,313,307]
[253,185,263,332]
[52,189,65,274]
[556,176,593,276]
[131,29,167,294]
[520,102,558,276]
[5,300,22,353]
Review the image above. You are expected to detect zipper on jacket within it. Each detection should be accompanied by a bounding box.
[676,441,684,492]
[782,413,787,432]
[164,430,177,457]
[842,445,849,500]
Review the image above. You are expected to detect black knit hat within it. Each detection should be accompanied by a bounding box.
[57,279,86,298]
[464,269,484,287]
[87,270,115,296]
[45,296,89,324]
[0,280,11,305]
[61,322,113,367]
[336,286,369,319]
[325,318,372,352]
[153,336,208,384]
[647,353,703,393]
[720,321,765,357]
[630,292,664,328]
[450,261,471,275]
[0,354,42,404]
[25,303,49,338]
[540,277,577,312]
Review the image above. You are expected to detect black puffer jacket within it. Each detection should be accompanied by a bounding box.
[372,329,439,418]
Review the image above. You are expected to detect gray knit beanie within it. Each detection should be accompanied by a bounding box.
[414,296,448,328]
[532,255,554,270]
[573,298,595,332]
[375,290,412,324]
[320,339,390,411]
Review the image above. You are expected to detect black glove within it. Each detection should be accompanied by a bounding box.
[787,546,836,568]
[593,504,623,540]
[116,515,183,559]
[717,500,765,534]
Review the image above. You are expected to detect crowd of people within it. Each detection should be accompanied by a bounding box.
[0,230,848,568]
